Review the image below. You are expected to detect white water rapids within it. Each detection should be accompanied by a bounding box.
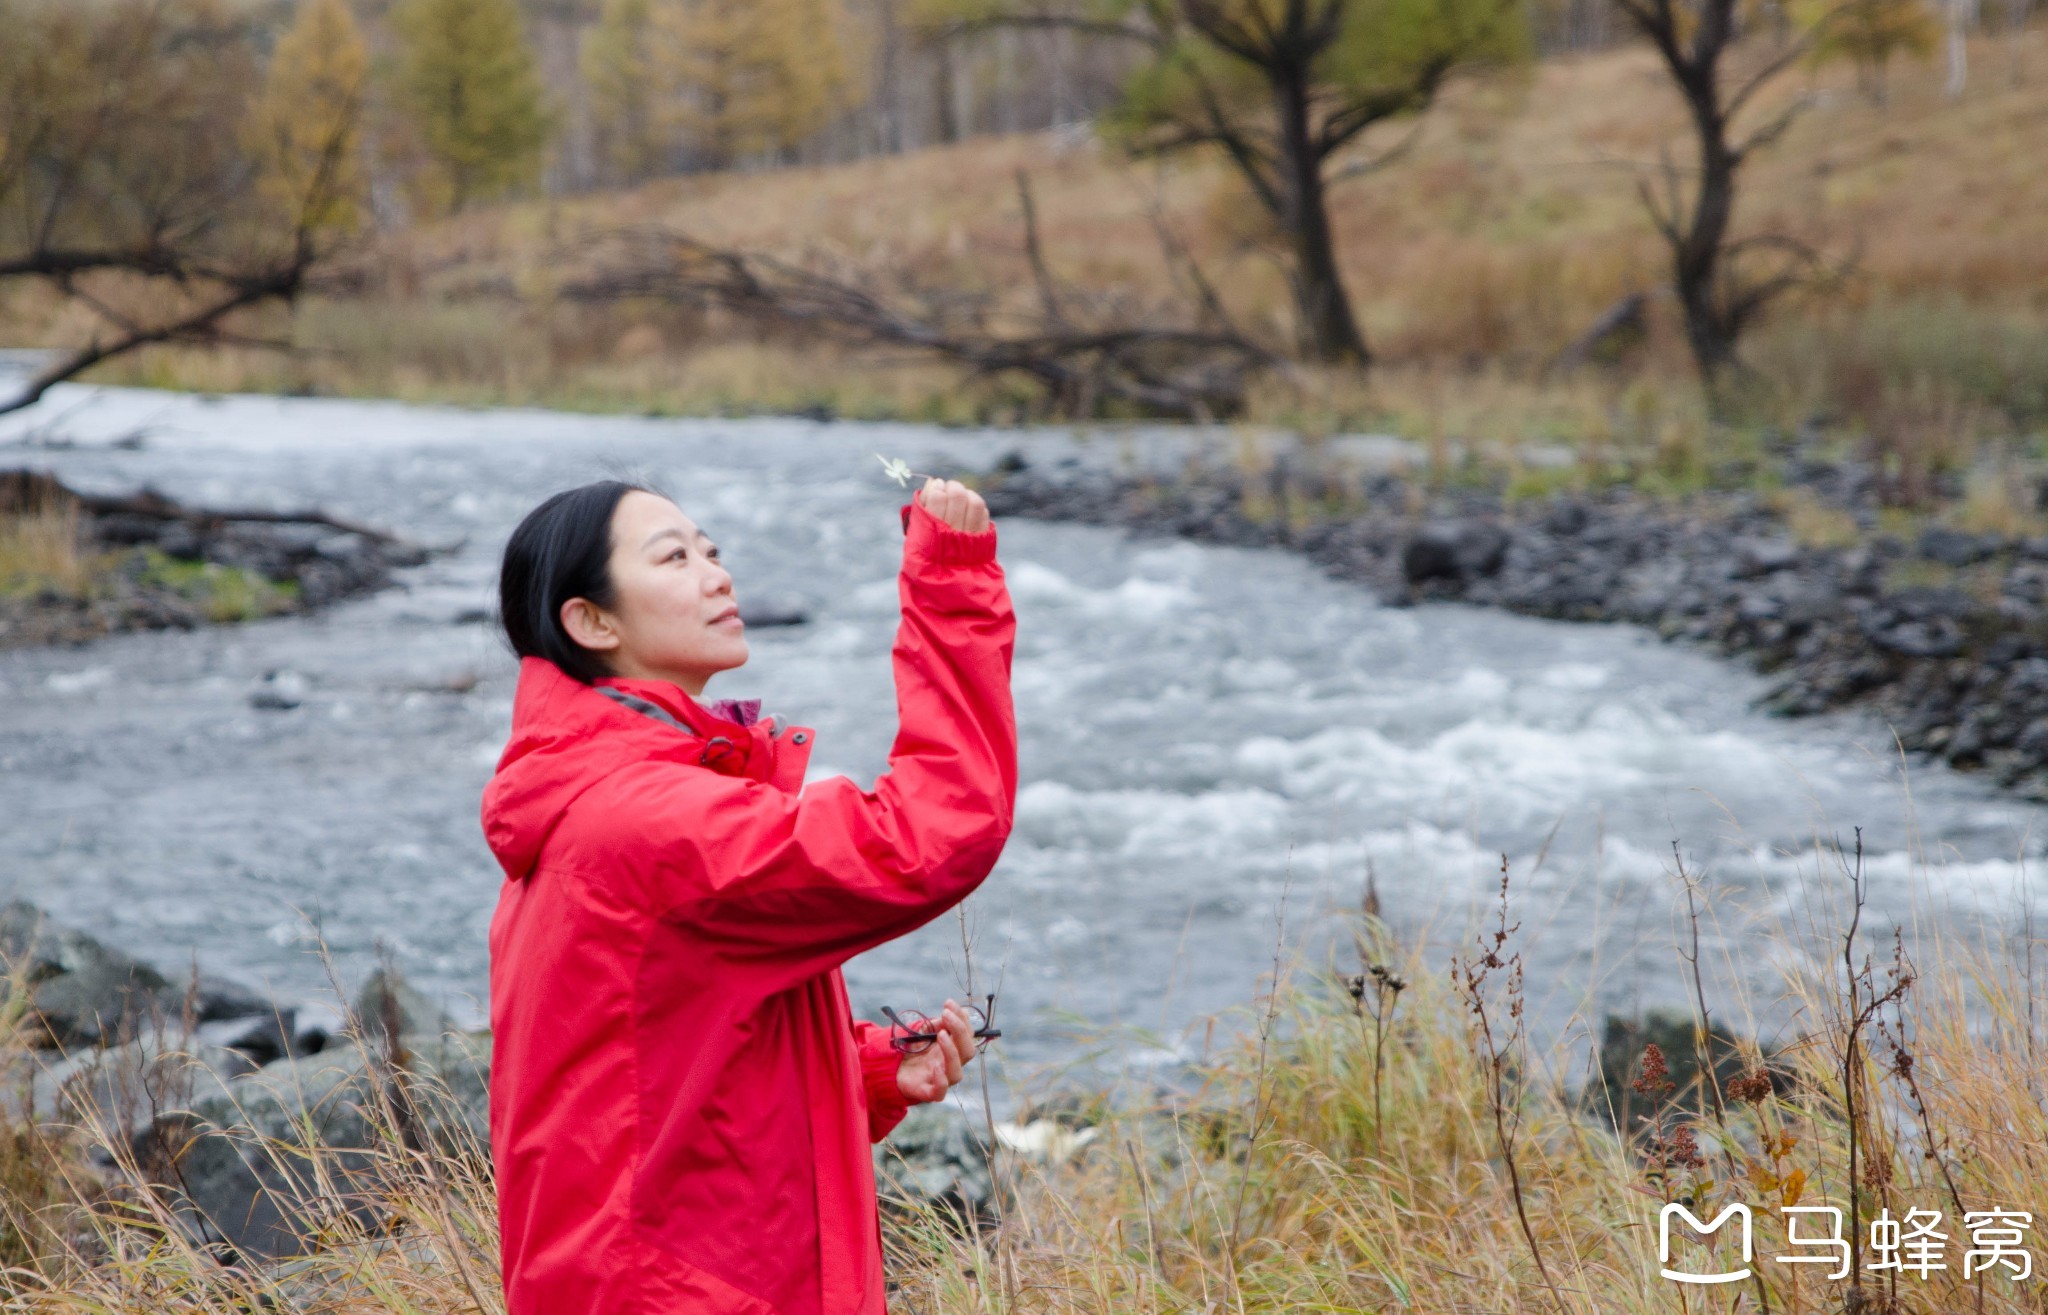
[3,385,2041,1093]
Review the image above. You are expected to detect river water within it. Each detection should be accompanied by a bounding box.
[2,385,2042,1093]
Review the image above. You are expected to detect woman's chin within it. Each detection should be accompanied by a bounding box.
[702,641,749,677]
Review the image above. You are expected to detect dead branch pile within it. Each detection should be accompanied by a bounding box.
[559,177,1274,421]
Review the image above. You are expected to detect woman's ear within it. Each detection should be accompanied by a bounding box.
[559,597,621,654]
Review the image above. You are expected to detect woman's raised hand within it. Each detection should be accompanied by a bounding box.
[895,999,979,1104]
[916,477,991,535]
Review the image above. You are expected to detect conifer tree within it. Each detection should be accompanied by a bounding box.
[1799,0,1941,101]
[583,0,665,183]
[248,0,370,233]
[651,0,861,169]
[392,0,552,211]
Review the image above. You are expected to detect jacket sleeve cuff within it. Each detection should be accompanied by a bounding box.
[901,497,998,567]
[854,1019,915,1142]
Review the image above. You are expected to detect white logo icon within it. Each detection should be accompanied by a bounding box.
[1660,1202,1754,1284]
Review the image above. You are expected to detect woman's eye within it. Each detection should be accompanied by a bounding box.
[667,548,687,562]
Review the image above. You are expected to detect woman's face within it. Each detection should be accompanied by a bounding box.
[559,490,748,695]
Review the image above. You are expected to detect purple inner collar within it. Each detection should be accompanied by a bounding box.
[702,697,762,728]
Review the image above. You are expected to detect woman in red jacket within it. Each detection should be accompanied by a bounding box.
[480,475,1017,1315]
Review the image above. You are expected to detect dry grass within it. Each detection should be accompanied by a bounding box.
[0,505,96,599]
[3,828,2044,1313]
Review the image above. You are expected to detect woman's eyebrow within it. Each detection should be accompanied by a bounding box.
[641,527,711,550]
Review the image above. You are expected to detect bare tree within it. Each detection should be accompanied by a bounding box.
[933,0,1525,366]
[1612,0,1853,385]
[0,0,364,416]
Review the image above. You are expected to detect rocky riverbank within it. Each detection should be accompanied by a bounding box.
[0,468,431,650]
[0,901,1027,1276]
[979,449,2048,797]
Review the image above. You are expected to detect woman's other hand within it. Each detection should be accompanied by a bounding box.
[895,999,978,1104]
[916,478,990,535]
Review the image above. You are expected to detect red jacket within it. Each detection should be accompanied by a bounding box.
[480,497,1017,1315]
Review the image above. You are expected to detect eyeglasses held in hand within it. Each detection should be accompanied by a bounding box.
[880,994,1001,1055]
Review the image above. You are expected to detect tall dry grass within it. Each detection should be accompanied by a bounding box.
[889,840,2048,1315]
[0,995,501,1312]
[0,504,93,599]
[2,824,2043,1313]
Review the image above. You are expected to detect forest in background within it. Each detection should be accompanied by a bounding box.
[2,0,2045,515]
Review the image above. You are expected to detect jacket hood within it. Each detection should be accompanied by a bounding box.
[480,656,777,883]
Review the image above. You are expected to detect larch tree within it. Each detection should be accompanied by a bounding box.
[931,0,1528,366]
[1797,0,1939,100]
[0,0,362,415]
[248,0,371,233]
[650,0,863,169]
[392,0,553,211]
[583,0,668,183]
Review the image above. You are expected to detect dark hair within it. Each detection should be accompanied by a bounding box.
[498,479,665,684]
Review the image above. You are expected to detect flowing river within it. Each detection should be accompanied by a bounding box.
[2,385,2042,1092]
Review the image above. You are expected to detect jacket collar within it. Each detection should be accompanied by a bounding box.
[592,667,815,792]
[590,673,756,739]
[483,658,815,883]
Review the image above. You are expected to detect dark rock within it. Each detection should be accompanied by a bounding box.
[0,901,176,1048]
[250,669,307,711]
[191,974,276,1023]
[738,594,810,628]
[1736,590,1781,622]
[1402,519,1509,585]
[1950,721,1988,764]
[1919,525,2000,567]
[156,522,206,561]
[874,1104,1000,1225]
[92,512,170,546]
[354,967,457,1044]
[1984,634,2034,666]
[196,1009,300,1067]
[18,1031,248,1133]
[1543,499,1590,537]
[1733,536,1800,578]
[144,1030,489,1260]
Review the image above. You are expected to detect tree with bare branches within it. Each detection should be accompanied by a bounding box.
[0,0,367,417]
[929,0,1527,366]
[1611,0,1862,385]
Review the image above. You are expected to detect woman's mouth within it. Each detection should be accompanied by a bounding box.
[710,606,743,628]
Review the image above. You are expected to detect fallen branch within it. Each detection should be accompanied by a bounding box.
[560,210,1273,422]
[2,467,425,558]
